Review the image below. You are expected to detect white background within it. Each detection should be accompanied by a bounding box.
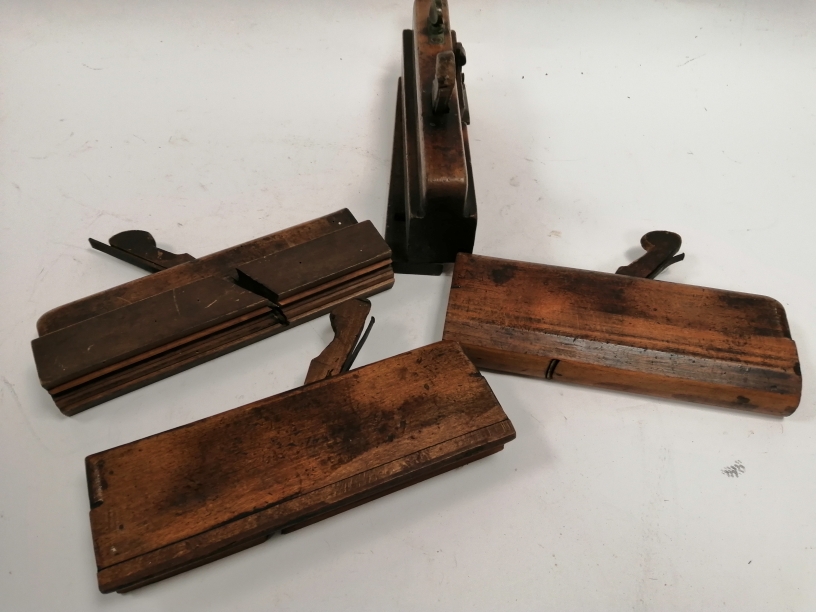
[2,1,815,610]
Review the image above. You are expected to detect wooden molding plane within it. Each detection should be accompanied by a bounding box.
[31,210,395,416]
[85,302,515,592]
[385,0,477,275]
[443,232,802,416]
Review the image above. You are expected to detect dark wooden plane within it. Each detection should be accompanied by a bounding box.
[85,299,515,593]
[385,0,477,275]
[443,231,801,416]
[32,210,394,415]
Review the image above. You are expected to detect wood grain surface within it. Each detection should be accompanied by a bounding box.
[33,277,269,389]
[383,2,477,272]
[412,0,467,205]
[304,299,371,384]
[235,221,390,302]
[37,209,357,335]
[86,340,515,592]
[443,253,801,415]
[32,210,395,415]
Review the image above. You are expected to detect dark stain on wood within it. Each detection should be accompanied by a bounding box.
[490,264,515,286]
[443,253,801,416]
[86,341,515,593]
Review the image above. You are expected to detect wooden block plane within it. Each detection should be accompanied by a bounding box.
[32,209,395,415]
[443,231,801,416]
[385,0,477,275]
[85,301,515,592]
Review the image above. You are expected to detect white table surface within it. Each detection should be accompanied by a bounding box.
[2,1,815,610]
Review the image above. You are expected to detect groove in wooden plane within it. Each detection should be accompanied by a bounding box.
[31,210,395,415]
[85,303,514,592]
[443,231,801,416]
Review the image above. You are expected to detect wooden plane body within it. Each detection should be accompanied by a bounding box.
[85,340,515,593]
[32,210,394,415]
[385,0,477,275]
[443,253,801,416]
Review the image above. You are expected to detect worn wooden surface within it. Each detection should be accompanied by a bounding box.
[37,209,357,335]
[384,0,477,273]
[85,340,515,593]
[32,210,395,415]
[33,277,270,389]
[413,0,467,205]
[443,253,801,415]
[4,3,816,610]
[235,221,390,302]
[304,299,371,384]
